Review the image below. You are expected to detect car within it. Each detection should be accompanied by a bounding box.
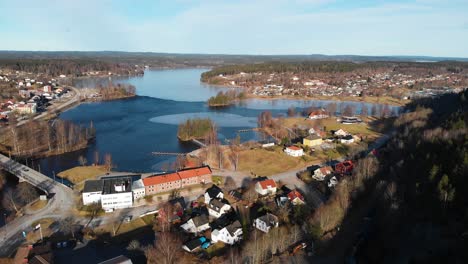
[123,216,132,223]
[22,167,29,172]
[104,208,114,213]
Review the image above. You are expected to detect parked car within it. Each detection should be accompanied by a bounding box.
[123,216,132,223]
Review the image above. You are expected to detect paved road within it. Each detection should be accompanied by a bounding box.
[213,131,393,209]
[0,153,75,256]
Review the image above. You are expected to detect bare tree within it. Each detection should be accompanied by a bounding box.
[145,231,182,264]
[59,216,76,239]
[242,183,258,204]
[17,183,38,204]
[3,189,20,214]
[104,153,112,172]
[78,155,87,166]
[94,151,100,165]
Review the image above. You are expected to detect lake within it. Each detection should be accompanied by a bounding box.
[38,69,400,176]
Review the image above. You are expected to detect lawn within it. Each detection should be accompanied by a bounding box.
[238,147,307,176]
[27,200,47,211]
[58,165,107,184]
[282,117,382,139]
[212,175,224,185]
[94,217,149,236]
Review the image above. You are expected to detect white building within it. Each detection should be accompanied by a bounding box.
[100,177,133,211]
[284,146,304,157]
[253,213,279,233]
[255,179,277,196]
[334,129,349,137]
[208,199,231,218]
[181,215,210,233]
[211,220,243,245]
[14,103,36,114]
[82,180,103,205]
[313,166,333,181]
[132,179,145,200]
[340,135,355,144]
[204,185,224,204]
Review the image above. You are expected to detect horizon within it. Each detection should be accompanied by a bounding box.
[0,50,467,60]
[1,0,468,57]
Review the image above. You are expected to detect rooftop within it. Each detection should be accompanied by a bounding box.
[102,176,132,195]
[258,179,277,190]
[83,180,103,193]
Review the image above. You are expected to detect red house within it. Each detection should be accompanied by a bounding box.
[335,160,354,174]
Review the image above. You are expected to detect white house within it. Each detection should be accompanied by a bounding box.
[204,185,224,204]
[131,179,146,200]
[208,199,231,218]
[100,177,133,211]
[313,166,333,181]
[14,103,36,114]
[253,213,279,233]
[309,109,329,120]
[261,142,275,148]
[340,135,355,144]
[255,179,277,196]
[181,215,210,233]
[211,220,243,245]
[82,180,103,205]
[284,146,304,157]
[334,129,349,137]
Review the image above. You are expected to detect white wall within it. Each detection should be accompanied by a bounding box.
[101,192,133,210]
[82,192,101,205]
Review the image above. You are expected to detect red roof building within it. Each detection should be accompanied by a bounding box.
[143,166,212,195]
[287,190,305,205]
[335,160,354,174]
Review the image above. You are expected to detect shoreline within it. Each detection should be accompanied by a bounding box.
[200,80,407,107]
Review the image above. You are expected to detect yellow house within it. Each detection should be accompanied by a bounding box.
[303,135,323,147]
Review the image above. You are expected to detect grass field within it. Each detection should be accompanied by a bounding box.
[94,217,149,236]
[238,147,310,176]
[27,200,47,211]
[58,165,107,184]
[281,117,382,139]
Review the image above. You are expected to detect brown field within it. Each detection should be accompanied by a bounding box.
[237,147,319,176]
[58,165,107,184]
[281,117,382,140]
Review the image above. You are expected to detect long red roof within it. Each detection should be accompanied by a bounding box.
[143,166,212,186]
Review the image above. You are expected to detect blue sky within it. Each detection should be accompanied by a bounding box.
[1,0,467,57]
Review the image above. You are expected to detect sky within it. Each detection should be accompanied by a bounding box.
[0,0,467,57]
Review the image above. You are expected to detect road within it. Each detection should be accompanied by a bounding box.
[0,153,75,256]
[213,131,393,209]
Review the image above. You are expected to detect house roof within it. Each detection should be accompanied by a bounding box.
[178,166,211,179]
[305,135,322,140]
[206,185,223,198]
[258,179,277,190]
[287,146,302,151]
[257,213,279,227]
[184,237,205,251]
[209,199,230,212]
[319,166,333,174]
[143,166,211,186]
[309,109,328,116]
[226,220,242,236]
[192,215,209,227]
[287,190,304,202]
[143,173,180,186]
[83,180,103,193]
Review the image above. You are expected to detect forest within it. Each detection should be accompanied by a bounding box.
[201,61,468,80]
[0,117,95,158]
[207,91,245,107]
[177,118,217,142]
[96,83,137,100]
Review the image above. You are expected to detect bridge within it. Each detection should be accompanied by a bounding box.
[0,153,66,195]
